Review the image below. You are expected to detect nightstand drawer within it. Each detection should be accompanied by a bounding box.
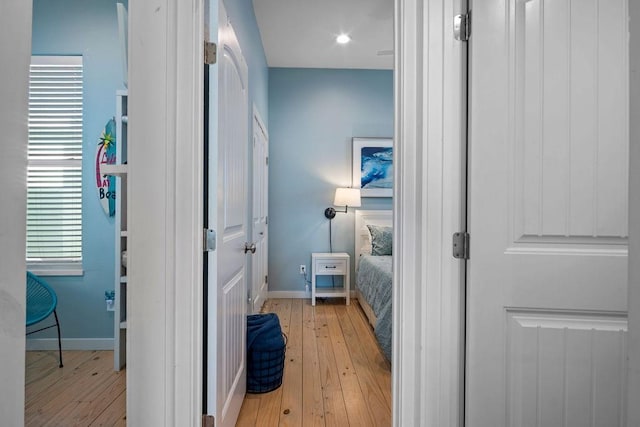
[315,259,347,275]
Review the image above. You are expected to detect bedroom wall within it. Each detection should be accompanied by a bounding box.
[29,0,126,344]
[268,68,394,292]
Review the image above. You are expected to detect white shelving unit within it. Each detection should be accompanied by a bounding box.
[107,90,128,371]
[101,164,128,177]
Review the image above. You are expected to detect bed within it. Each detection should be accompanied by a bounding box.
[354,209,393,361]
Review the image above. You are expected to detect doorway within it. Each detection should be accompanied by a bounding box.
[24,1,129,424]
[208,1,395,425]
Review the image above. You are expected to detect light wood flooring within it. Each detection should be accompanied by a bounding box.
[24,298,391,427]
[25,350,126,426]
[237,298,392,427]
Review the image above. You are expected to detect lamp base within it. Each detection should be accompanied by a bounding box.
[324,207,336,219]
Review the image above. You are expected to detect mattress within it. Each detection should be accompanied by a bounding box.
[356,255,392,360]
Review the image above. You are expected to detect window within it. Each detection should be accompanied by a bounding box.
[27,56,83,274]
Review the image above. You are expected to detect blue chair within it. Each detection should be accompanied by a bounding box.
[26,271,63,368]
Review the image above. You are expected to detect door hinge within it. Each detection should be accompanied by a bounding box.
[266,156,269,166]
[202,414,215,427]
[204,41,217,65]
[265,275,268,284]
[452,232,470,260]
[454,13,471,41]
[265,216,268,225]
[204,228,216,252]
[248,289,253,305]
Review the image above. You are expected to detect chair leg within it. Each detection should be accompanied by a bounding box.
[54,310,63,368]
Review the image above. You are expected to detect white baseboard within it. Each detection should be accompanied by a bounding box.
[268,290,309,299]
[26,338,114,351]
[267,290,358,299]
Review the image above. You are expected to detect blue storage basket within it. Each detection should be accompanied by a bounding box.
[247,313,287,393]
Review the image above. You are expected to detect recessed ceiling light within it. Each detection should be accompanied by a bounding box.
[336,34,351,44]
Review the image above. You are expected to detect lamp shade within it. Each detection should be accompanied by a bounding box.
[333,188,361,207]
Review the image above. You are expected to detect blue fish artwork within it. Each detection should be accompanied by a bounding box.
[360,147,393,189]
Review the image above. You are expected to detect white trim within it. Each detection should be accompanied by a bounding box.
[31,55,82,65]
[116,2,128,88]
[28,266,84,276]
[628,0,640,424]
[0,1,31,425]
[26,338,114,351]
[128,0,204,425]
[252,104,268,139]
[268,291,310,299]
[267,290,358,299]
[251,104,269,316]
[394,0,466,426]
[504,247,629,257]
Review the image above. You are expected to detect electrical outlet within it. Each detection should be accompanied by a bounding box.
[299,264,306,275]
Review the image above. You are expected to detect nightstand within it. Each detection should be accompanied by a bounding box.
[311,252,350,306]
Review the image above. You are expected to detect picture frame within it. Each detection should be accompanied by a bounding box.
[352,137,393,197]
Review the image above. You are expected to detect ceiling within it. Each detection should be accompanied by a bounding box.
[252,0,393,70]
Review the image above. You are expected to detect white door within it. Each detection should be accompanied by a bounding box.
[210,4,249,426]
[467,1,629,426]
[251,110,268,313]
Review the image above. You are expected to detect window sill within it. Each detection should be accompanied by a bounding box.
[27,263,84,277]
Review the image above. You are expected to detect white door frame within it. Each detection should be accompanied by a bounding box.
[393,0,467,425]
[123,1,640,426]
[127,0,204,424]
[628,1,640,424]
[251,105,269,314]
[125,0,471,424]
[0,1,31,425]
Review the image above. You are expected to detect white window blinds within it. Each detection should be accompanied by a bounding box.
[27,56,83,266]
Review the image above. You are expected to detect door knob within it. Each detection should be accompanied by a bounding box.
[244,242,257,254]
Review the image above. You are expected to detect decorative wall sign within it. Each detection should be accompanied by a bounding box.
[95,118,117,216]
[352,137,393,197]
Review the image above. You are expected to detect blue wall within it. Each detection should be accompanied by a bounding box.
[268,68,394,292]
[31,0,126,339]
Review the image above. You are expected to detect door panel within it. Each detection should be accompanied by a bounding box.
[213,4,248,426]
[510,0,629,247]
[506,311,627,427]
[251,112,268,313]
[467,0,629,425]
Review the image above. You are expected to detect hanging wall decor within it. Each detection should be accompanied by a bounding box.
[352,137,393,197]
[95,118,117,216]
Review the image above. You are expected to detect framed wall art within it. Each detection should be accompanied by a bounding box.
[352,137,393,197]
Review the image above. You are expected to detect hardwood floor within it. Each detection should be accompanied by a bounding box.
[23,298,390,427]
[25,350,126,426]
[237,298,392,427]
